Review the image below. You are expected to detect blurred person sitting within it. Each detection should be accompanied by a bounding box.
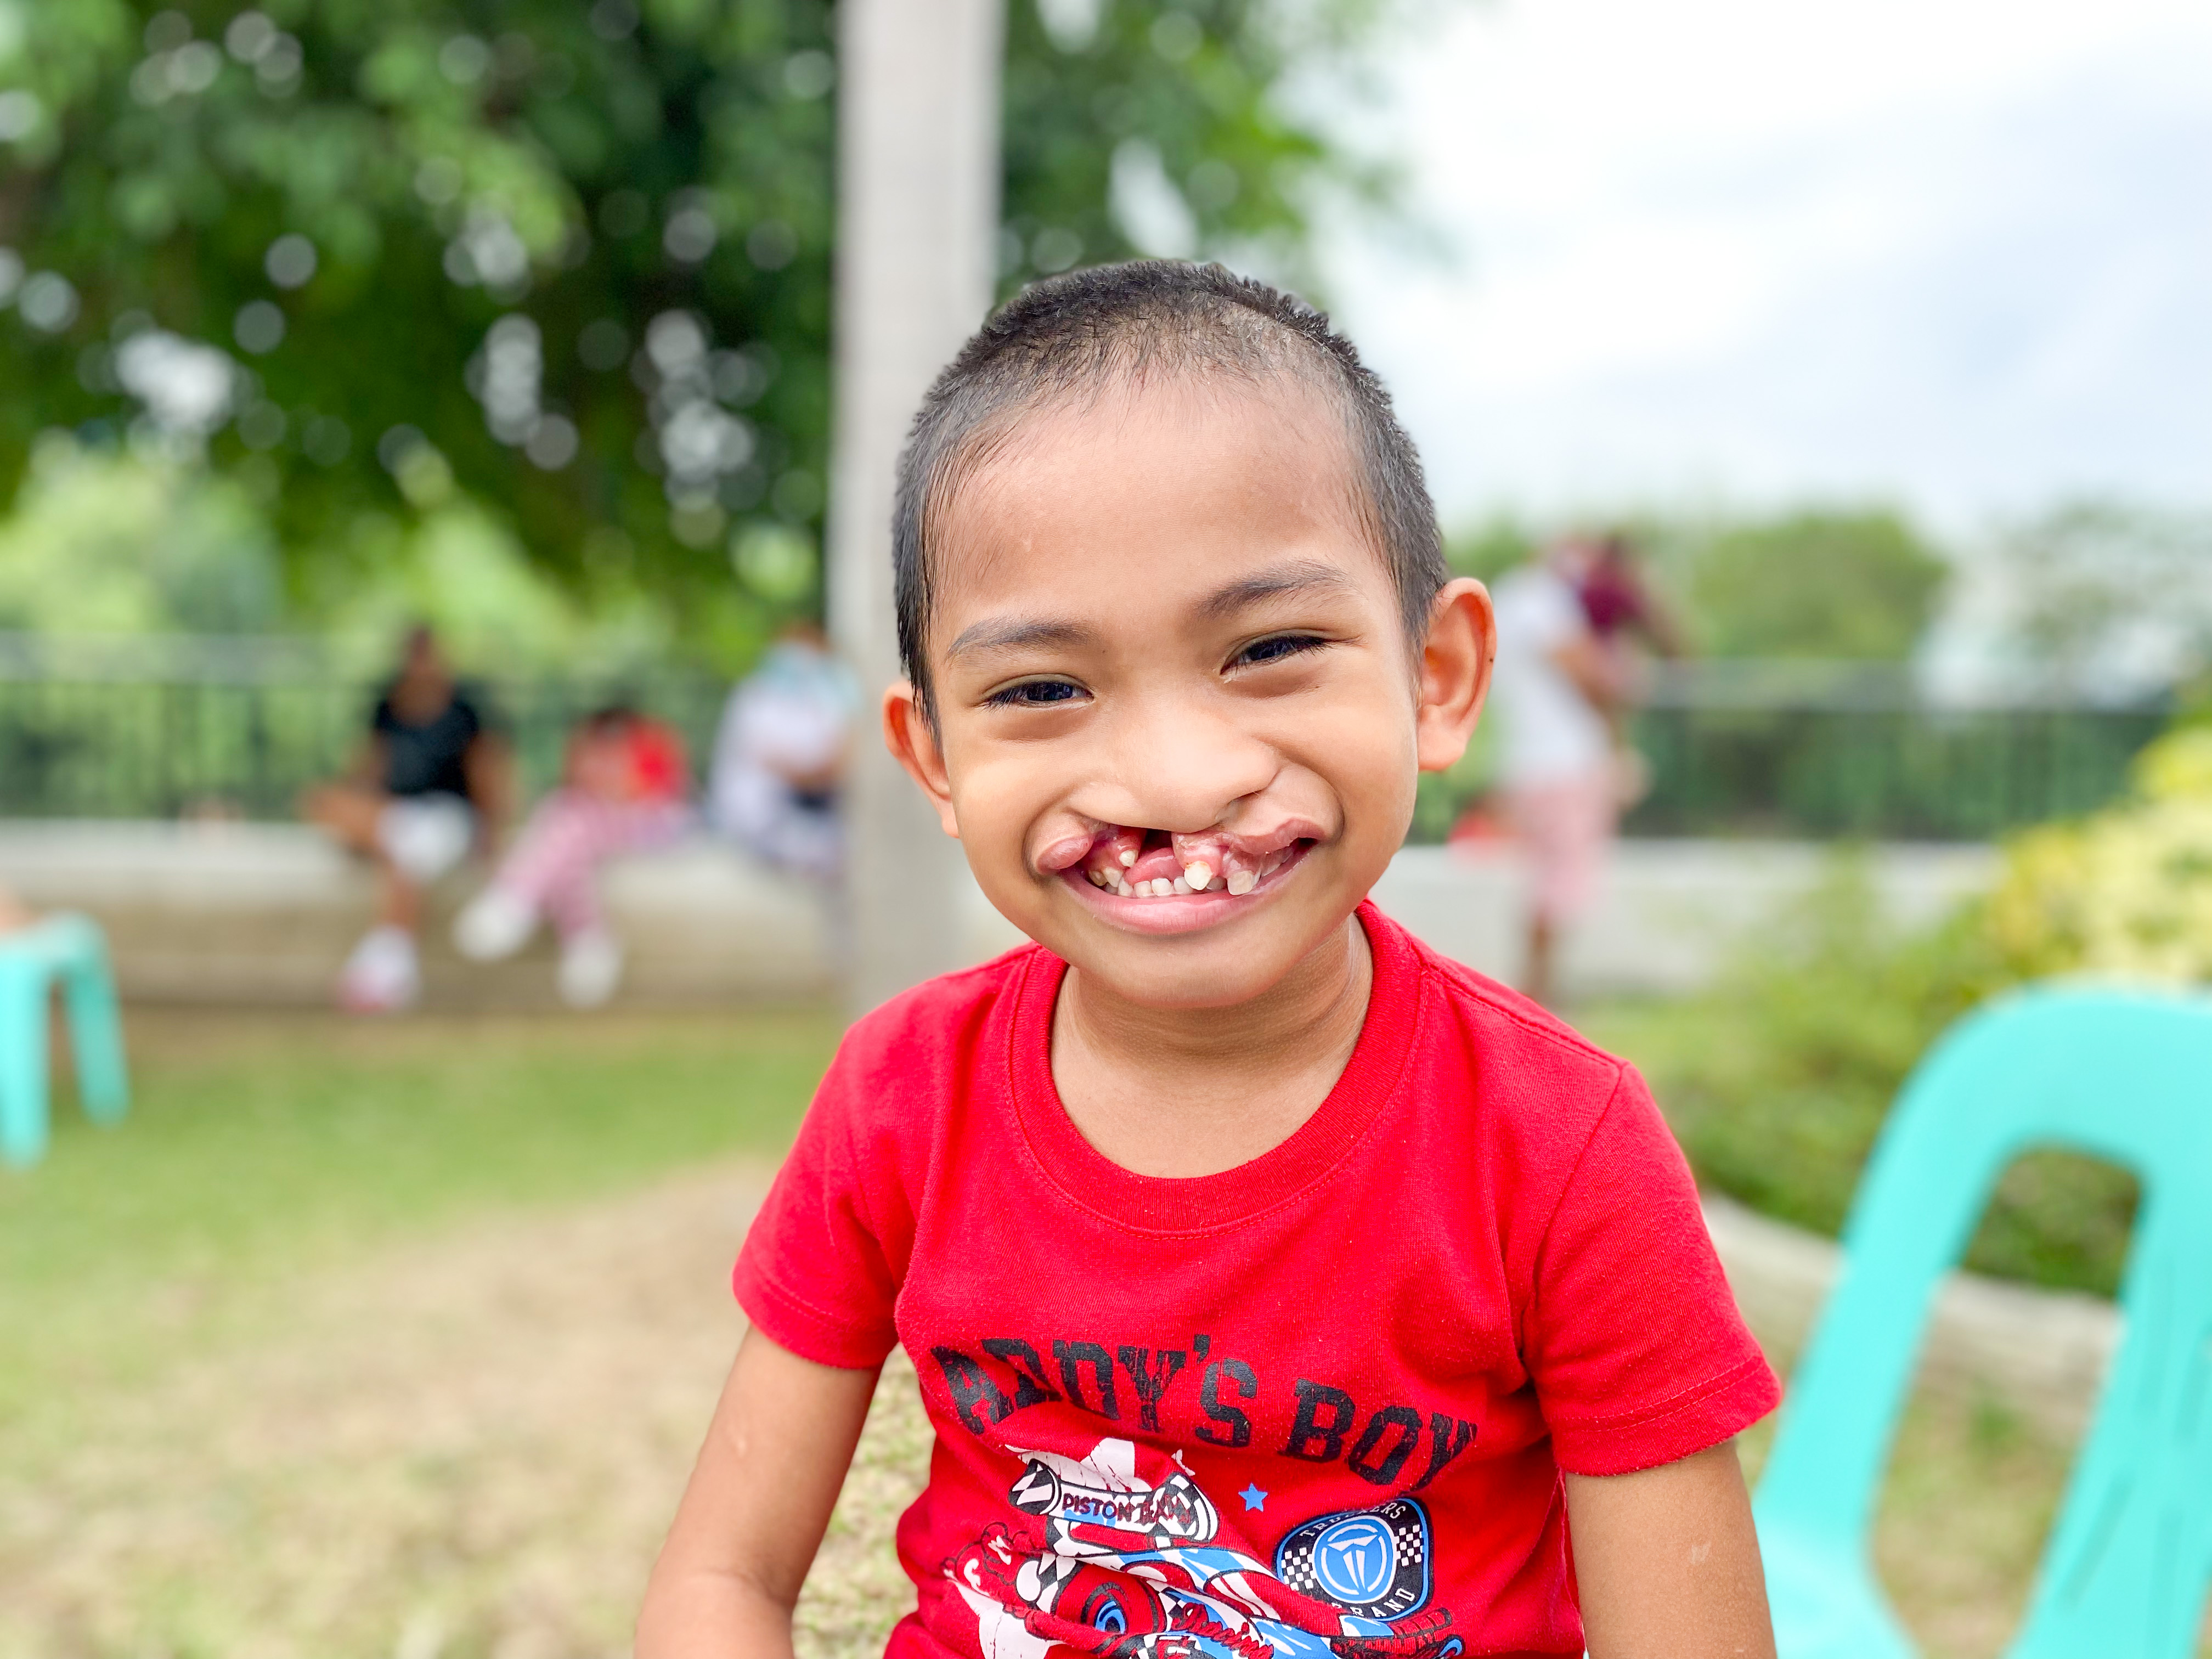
[1489,541,1636,1008]
[304,625,511,1013]
[453,705,693,1008]
[708,622,857,882]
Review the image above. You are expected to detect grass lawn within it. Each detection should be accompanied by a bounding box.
[0,1000,2147,1657]
[2,1007,839,1442]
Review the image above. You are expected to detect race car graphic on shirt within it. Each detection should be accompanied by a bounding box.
[944,1437,1464,1659]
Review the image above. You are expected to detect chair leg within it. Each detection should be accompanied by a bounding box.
[0,961,52,1169]
[61,936,129,1126]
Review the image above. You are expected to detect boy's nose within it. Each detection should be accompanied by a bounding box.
[1102,695,1277,831]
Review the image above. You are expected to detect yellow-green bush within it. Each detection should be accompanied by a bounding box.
[1990,727,2212,983]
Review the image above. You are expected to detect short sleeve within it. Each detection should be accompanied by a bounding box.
[1523,1066,1779,1475]
[731,1050,904,1370]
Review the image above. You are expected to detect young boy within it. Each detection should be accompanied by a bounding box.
[639,263,1779,1659]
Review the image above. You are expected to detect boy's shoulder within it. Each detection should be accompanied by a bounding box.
[825,941,1051,1109]
[1381,913,1647,1156]
[1396,916,1632,1078]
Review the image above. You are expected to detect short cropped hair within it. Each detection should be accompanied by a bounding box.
[892,259,1446,719]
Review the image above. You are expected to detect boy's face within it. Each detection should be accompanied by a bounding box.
[887,377,1492,1011]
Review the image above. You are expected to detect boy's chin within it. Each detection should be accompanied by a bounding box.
[1074,945,1327,1012]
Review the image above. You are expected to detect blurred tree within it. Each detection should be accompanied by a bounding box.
[0,437,281,634]
[0,0,1409,662]
[1978,500,2212,700]
[1685,508,1947,661]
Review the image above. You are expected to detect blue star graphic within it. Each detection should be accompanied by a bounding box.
[1238,1483,1268,1513]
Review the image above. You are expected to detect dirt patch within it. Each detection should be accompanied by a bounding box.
[0,1162,926,1659]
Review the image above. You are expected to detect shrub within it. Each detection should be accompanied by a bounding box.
[1593,856,2138,1297]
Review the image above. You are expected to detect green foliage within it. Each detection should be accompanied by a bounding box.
[1684,507,1948,660]
[1442,504,1950,661]
[0,0,1412,653]
[1585,858,2141,1297]
[0,434,281,631]
[1982,499,2212,697]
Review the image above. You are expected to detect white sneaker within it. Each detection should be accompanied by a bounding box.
[557,927,624,1009]
[453,888,537,961]
[338,926,420,1013]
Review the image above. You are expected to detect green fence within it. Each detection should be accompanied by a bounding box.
[1624,663,2165,840]
[0,636,729,821]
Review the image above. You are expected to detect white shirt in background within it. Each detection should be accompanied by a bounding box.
[1489,563,1612,788]
[709,640,860,878]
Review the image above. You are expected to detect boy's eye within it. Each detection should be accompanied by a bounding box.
[1233,633,1328,670]
[983,676,1087,709]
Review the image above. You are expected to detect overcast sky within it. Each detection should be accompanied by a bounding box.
[1324,0,2212,533]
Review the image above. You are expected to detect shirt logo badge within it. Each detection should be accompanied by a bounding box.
[1273,1497,1432,1619]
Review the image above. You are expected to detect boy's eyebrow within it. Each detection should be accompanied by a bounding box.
[1197,560,1361,620]
[944,616,1098,661]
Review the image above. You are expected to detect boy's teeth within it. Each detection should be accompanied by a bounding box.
[1078,830,1304,899]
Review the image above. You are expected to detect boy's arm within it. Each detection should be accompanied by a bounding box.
[638,1325,881,1658]
[1564,1438,1776,1659]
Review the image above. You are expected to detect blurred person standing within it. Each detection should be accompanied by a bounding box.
[453,706,692,1008]
[304,625,511,1013]
[1489,542,1633,1008]
[1573,530,1684,804]
[708,622,857,881]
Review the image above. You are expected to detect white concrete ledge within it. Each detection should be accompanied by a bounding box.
[0,821,850,1007]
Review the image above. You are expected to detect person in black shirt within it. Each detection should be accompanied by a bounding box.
[303,625,512,1011]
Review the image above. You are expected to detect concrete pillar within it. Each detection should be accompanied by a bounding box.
[827,0,1006,1015]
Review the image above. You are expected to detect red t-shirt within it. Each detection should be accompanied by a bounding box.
[735,902,1777,1659]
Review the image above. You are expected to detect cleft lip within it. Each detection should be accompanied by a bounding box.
[1034,819,1139,876]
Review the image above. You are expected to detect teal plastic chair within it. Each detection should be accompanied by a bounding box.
[0,913,129,1168]
[1754,986,2212,1658]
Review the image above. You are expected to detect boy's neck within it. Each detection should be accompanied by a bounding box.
[1048,913,1374,1180]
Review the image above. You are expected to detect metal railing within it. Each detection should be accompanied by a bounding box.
[1624,662,2166,840]
[0,635,729,821]
[0,640,2172,838]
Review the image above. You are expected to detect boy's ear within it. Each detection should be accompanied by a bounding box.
[1416,577,1496,774]
[882,680,962,837]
